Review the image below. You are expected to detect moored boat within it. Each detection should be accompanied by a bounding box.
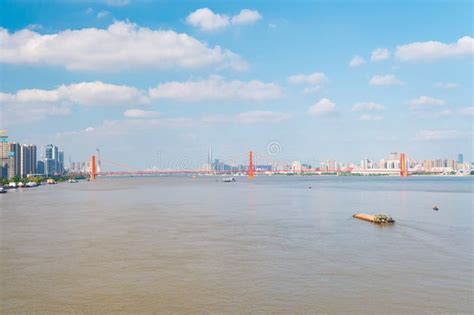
[353,213,395,224]
[221,177,236,182]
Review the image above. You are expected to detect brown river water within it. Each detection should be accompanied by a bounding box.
[1,176,472,313]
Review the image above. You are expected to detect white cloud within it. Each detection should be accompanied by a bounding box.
[358,114,383,121]
[231,9,262,25]
[409,96,445,107]
[308,98,336,116]
[185,8,230,31]
[104,0,129,6]
[288,72,327,85]
[352,102,385,111]
[396,36,474,62]
[371,48,390,61]
[235,111,290,124]
[414,129,461,141]
[186,8,261,32]
[59,117,196,137]
[303,86,322,94]
[459,107,474,116]
[412,109,453,119]
[349,55,365,67]
[434,82,459,89]
[97,10,110,18]
[369,74,403,86]
[0,90,70,125]
[58,81,148,106]
[0,21,248,71]
[0,81,148,124]
[149,76,281,102]
[123,109,160,118]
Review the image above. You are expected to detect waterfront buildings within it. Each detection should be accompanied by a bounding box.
[0,138,65,179]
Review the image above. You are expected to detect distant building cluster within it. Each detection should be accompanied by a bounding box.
[69,161,95,174]
[205,149,471,176]
[352,152,470,175]
[1,133,65,179]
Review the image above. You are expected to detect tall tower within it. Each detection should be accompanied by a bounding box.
[400,153,408,177]
[91,155,96,180]
[208,145,213,171]
[96,148,101,173]
[248,151,254,179]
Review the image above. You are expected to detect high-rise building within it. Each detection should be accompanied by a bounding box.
[20,144,36,177]
[457,154,464,164]
[45,144,61,175]
[423,160,433,173]
[327,160,336,171]
[292,161,302,173]
[58,150,64,174]
[37,160,45,175]
[389,152,399,161]
[0,141,8,179]
[45,158,56,176]
[447,160,456,171]
[8,143,21,179]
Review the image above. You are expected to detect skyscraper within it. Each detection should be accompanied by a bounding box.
[8,142,21,178]
[45,144,57,176]
[20,144,37,177]
[457,153,464,164]
[37,160,45,175]
[0,141,8,179]
[58,150,64,175]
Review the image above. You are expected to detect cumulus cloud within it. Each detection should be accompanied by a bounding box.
[231,9,262,25]
[409,96,445,108]
[369,74,403,86]
[288,72,327,85]
[185,8,230,31]
[349,55,365,67]
[0,81,148,124]
[434,82,459,89]
[308,98,336,116]
[371,48,390,61]
[0,21,248,71]
[0,91,70,125]
[352,102,385,111]
[358,114,383,121]
[396,36,474,62]
[235,111,290,124]
[186,8,261,32]
[123,109,160,118]
[149,76,281,102]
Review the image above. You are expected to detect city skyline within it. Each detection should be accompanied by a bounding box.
[1,1,473,166]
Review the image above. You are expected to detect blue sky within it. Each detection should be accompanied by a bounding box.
[0,0,472,169]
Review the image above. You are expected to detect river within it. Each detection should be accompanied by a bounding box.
[1,176,472,313]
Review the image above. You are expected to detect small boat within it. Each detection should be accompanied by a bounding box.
[26,182,38,187]
[8,182,17,188]
[17,182,25,188]
[353,213,395,224]
[67,179,79,183]
[433,206,439,211]
[221,177,236,182]
[0,187,7,194]
[46,179,56,184]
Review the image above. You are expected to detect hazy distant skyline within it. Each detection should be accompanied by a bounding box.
[1,0,473,167]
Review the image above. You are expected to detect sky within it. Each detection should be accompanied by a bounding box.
[0,0,473,169]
